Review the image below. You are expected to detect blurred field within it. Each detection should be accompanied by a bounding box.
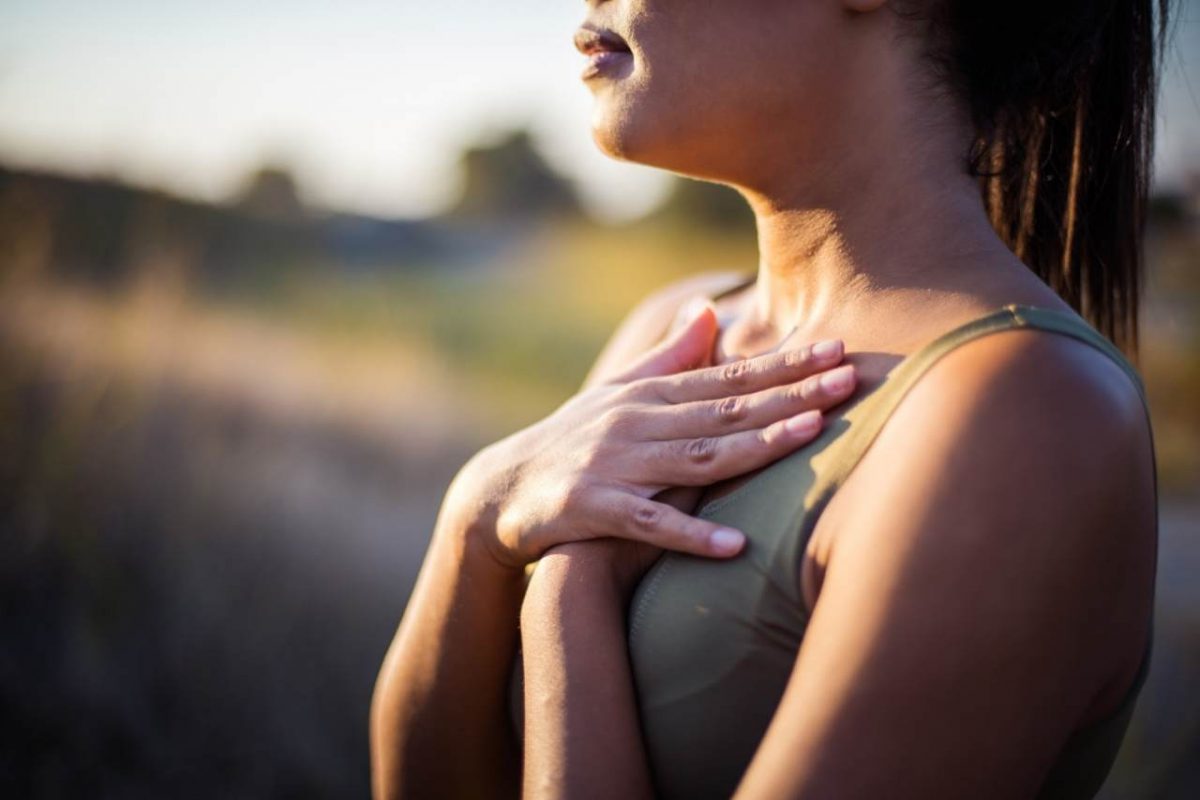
[1,152,1198,797]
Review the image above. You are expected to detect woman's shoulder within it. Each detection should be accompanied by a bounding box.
[817,320,1156,718]
[826,307,1155,522]
[837,318,1155,540]
[761,322,1157,800]
[909,318,1151,455]
[582,269,751,388]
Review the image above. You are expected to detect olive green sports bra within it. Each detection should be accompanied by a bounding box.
[510,280,1155,799]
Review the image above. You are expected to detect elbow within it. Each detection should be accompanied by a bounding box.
[369,651,407,800]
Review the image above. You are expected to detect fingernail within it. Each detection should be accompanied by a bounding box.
[710,528,745,555]
[784,409,821,435]
[819,365,855,394]
[811,339,842,361]
[682,297,715,323]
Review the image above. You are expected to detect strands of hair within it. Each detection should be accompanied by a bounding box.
[912,0,1172,354]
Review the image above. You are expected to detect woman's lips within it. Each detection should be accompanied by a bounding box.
[573,26,633,81]
[581,49,632,80]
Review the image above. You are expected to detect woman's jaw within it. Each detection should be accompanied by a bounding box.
[572,1,881,187]
[571,2,975,207]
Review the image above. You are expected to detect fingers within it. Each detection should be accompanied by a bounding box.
[632,362,857,440]
[634,339,846,404]
[609,298,718,384]
[591,488,748,558]
[639,407,828,487]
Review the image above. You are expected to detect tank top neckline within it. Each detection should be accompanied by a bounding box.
[692,294,1140,519]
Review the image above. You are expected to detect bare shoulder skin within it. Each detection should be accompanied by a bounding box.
[738,328,1156,798]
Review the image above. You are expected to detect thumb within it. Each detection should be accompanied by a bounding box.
[613,297,719,383]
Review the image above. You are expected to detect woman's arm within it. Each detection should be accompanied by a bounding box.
[520,542,658,800]
[517,330,1155,799]
[368,282,698,800]
[368,283,702,799]
[370,272,855,799]
[734,331,1156,798]
[370,490,527,799]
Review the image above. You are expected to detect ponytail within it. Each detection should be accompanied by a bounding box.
[913,0,1171,353]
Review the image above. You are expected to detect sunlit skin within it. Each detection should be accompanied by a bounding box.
[371,0,1157,798]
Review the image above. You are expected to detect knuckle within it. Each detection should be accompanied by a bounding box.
[616,378,646,400]
[683,436,719,464]
[721,359,754,387]
[713,395,747,424]
[629,501,664,532]
[598,405,637,436]
[558,479,590,513]
[626,376,665,403]
[783,381,809,404]
[782,347,810,370]
[577,441,606,471]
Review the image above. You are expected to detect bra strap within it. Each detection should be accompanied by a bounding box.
[814,304,1151,500]
[804,303,1158,687]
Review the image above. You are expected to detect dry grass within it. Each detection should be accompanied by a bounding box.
[0,217,1196,797]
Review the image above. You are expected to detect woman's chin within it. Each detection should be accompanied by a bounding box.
[589,106,668,167]
[586,83,738,178]
[590,121,637,163]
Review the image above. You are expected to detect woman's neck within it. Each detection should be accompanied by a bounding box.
[737,158,1026,348]
[713,52,1051,351]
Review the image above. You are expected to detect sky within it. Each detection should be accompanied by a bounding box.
[1,0,1197,222]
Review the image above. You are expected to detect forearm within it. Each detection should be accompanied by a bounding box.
[370,494,526,800]
[520,551,655,800]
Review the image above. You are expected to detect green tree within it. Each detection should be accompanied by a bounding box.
[451,129,581,221]
[234,165,307,221]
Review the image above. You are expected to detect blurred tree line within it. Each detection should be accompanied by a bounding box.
[0,128,756,297]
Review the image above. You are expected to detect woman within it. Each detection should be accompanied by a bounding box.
[371,1,1166,797]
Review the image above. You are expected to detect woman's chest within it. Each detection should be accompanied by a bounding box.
[625,485,815,798]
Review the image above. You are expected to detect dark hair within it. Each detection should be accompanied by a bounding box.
[907,0,1171,353]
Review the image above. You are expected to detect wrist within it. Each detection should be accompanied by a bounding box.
[433,494,527,591]
[522,546,625,620]
[439,442,526,571]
